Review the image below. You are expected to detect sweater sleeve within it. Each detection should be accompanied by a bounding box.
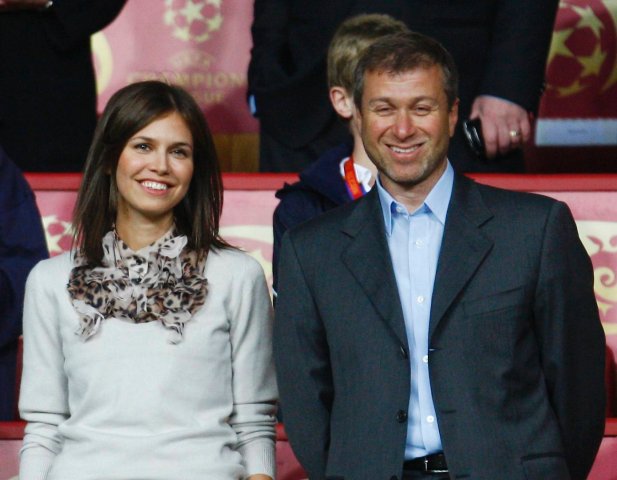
[228,255,278,478]
[19,260,70,480]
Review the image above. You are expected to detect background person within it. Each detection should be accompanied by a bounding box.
[0,0,127,172]
[0,146,48,421]
[272,13,409,294]
[248,0,558,173]
[19,81,277,480]
[274,32,605,480]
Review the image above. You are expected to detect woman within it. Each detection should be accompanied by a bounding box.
[18,81,277,480]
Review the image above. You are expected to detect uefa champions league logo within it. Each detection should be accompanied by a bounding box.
[164,0,223,43]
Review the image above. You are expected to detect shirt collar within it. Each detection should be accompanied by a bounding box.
[376,161,454,236]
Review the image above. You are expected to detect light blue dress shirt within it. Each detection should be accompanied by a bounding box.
[376,162,454,459]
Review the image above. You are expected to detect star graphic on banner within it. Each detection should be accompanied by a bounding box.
[173,26,191,42]
[180,0,205,24]
[42,215,72,254]
[164,8,176,26]
[601,0,617,92]
[557,78,586,97]
[163,0,223,43]
[578,44,606,77]
[571,4,604,38]
[207,13,223,31]
[546,0,617,97]
[547,28,575,66]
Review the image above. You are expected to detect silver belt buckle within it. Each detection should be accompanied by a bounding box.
[424,456,449,474]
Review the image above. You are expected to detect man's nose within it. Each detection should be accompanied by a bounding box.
[392,111,416,139]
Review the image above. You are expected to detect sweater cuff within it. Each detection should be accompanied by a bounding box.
[19,447,56,480]
[239,438,276,479]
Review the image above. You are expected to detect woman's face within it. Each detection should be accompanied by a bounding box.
[115,112,194,230]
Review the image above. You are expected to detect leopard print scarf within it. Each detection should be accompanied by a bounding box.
[68,228,207,343]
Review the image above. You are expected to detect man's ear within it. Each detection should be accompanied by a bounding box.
[449,98,460,137]
[329,86,354,120]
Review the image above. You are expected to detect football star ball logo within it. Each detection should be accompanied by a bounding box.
[164,0,223,43]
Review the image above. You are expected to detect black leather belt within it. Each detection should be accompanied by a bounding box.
[403,453,448,474]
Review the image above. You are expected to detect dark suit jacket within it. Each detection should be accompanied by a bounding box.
[274,173,606,480]
[0,0,126,172]
[248,0,558,172]
[0,147,48,419]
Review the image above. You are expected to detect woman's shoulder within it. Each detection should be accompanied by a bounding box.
[26,252,74,293]
[206,246,265,278]
[30,251,74,276]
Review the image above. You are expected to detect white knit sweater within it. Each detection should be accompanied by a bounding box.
[19,248,278,480]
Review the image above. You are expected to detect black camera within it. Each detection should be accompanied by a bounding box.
[462,118,485,159]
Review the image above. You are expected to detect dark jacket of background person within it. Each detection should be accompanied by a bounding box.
[0,0,127,172]
[0,146,48,420]
[248,0,558,172]
[272,141,353,293]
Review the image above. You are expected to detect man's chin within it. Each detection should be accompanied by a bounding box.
[381,160,446,192]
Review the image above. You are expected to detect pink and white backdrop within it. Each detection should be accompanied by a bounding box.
[90,0,617,153]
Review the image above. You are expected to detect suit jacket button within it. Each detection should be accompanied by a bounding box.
[399,345,408,359]
[396,410,407,423]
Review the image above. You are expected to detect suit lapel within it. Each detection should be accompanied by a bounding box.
[340,189,408,347]
[429,174,494,340]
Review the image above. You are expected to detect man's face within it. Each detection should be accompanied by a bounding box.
[357,65,458,199]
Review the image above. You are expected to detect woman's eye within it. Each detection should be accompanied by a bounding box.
[134,143,151,152]
[171,148,189,158]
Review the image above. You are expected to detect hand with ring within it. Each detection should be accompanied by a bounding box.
[470,95,531,159]
[0,0,50,10]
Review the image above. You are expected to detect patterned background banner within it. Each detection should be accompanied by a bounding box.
[91,0,617,144]
[541,192,617,333]
[536,0,617,146]
[92,0,258,135]
[542,0,617,118]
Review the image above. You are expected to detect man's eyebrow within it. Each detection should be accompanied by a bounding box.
[367,95,439,105]
[367,97,394,106]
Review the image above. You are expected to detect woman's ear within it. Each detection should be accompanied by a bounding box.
[329,87,354,120]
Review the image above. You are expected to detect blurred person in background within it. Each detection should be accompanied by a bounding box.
[272,13,409,294]
[248,0,559,173]
[0,0,127,172]
[0,145,48,421]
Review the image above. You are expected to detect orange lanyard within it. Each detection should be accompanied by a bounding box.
[343,156,365,200]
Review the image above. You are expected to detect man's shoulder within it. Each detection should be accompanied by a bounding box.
[452,175,567,230]
[470,177,560,211]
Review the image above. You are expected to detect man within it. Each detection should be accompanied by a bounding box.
[274,32,605,480]
[0,146,48,420]
[248,0,558,172]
